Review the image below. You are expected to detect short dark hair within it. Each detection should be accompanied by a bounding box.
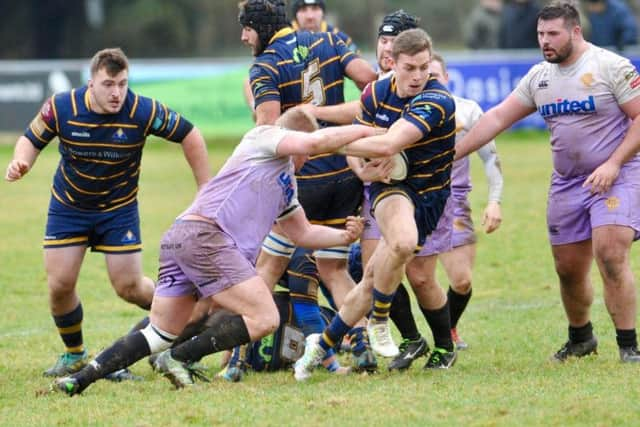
[538,2,581,29]
[291,0,326,17]
[391,28,433,60]
[89,48,129,77]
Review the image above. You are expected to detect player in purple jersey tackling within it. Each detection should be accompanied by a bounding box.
[5,48,211,378]
[455,2,640,363]
[47,107,376,395]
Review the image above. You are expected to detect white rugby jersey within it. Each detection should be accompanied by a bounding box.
[514,44,640,178]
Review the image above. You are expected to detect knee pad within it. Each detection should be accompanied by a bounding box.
[140,323,177,354]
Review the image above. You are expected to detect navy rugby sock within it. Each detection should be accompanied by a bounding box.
[448,287,472,329]
[616,329,637,349]
[568,321,593,343]
[389,283,421,341]
[53,303,85,355]
[420,301,454,352]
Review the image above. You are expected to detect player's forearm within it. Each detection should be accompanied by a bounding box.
[338,134,396,158]
[292,224,352,249]
[181,127,212,188]
[608,115,640,167]
[309,125,375,155]
[477,142,504,202]
[312,101,360,124]
[13,136,40,169]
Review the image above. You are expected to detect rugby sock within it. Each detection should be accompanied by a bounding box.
[389,283,421,341]
[568,321,593,343]
[128,316,150,333]
[53,303,84,355]
[616,329,637,349]
[371,288,395,322]
[171,311,210,347]
[319,314,351,352]
[291,296,325,336]
[420,301,454,352]
[348,326,367,356]
[171,312,250,364]
[73,331,152,393]
[448,287,472,329]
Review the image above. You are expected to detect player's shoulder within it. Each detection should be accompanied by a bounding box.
[414,79,455,107]
[453,95,481,112]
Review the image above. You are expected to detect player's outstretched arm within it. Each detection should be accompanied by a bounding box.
[299,101,360,125]
[338,118,420,159]
[345,58,378,90]
[455,94,535,161]
[278,209,363,249]
[277,124,378,157]
[180,127,212,188]
[5,136,40,182]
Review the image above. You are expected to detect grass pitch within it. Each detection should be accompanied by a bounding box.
[1,131,639,426]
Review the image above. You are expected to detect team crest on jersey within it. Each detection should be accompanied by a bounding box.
[121,230,137,243]
[113,128,127,141]
[580,73,594,87]
[605,196,620,211]
[292,46,310,63]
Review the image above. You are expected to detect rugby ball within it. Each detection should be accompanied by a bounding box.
[390,151,409,182]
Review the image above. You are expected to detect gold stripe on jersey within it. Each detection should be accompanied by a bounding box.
[94,243,143,252]
[129,94,139,119]
[51,94,60,134]
[412,148,455,166]
[324,79,344,91]
[278,79,303,89]
[66,120,138,129]
[263,49,277,55]
[69,164,128,181]
[412,100,445,118]
[84,89,91,110]
[255,62,279,76]
[295,166,351,180]
[143,100,157,136]
[287,271,320,287]
[251,76,271,85]
[43,236,88,247]
[379,102,402,113]
[59,136,145,149]
[407,112,432,132]
[166,115,181,140]
[425,88,452,98]
[70,89,78,116]
[340,51,355,62]
[354,115,373,126]
[371,80,379,110]
[309,38,324,50]
[417,178,451,195]
[109,187,138,204]
[159,104,169,132]
[319,55,340,69]
[60,166,110,196]
[327,31,334,46]
[310,218,347,226]
[277,59,295,66]
[409,162,452,179]
[29,121,49,143]
[409,128,456,150]
[257,91,282,101]
[390,77,397,93]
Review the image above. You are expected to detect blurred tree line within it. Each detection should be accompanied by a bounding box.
[0,0,499,59]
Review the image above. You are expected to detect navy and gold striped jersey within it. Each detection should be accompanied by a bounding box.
[249,27,358,181]
[291,20,358,53]
[25,87,193,211]
[355,75,456,195]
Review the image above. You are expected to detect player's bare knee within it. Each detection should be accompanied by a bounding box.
[254,308,280,337]
[452,276,472,294]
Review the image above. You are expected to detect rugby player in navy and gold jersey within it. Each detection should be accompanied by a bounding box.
[238,0,378,369]
[295,28,458,380]
[4,48,211,378]
[290,0,358,53]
